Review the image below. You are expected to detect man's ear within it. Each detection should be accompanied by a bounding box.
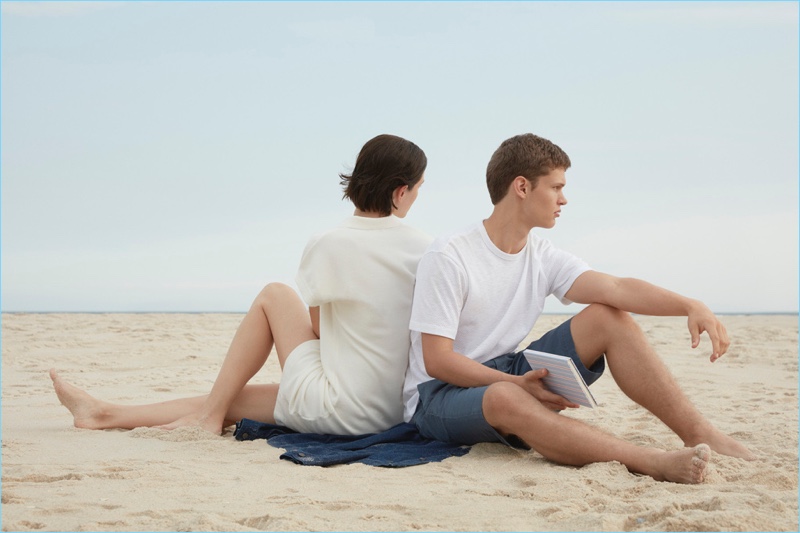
[511,176,529,198]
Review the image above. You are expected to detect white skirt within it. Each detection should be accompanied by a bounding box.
[272,339,346,434]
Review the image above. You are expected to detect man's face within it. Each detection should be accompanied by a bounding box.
[527,168,567,229]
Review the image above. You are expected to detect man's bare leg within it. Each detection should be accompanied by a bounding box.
[570,304,755,460]
[483,382,711,484]
[49,369,279,430]
[157,283,316,434]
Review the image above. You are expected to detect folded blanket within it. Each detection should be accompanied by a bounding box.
[233,418,470,467]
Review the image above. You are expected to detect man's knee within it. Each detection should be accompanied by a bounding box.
[483,382,549,435]
[580,303,638,332]
[572,303,642,361]
[482,382,529,425]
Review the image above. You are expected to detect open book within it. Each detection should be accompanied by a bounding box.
[522,349,598,408]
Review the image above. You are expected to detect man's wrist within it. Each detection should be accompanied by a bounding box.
[685,298,707,316]
[502,373,524,387]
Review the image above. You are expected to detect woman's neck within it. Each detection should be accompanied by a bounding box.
[353,209,392,218]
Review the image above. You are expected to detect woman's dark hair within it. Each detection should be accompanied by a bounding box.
[340,134,427,216]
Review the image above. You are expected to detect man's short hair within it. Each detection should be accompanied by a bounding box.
[486,134,571,205]
[340,134,427,216]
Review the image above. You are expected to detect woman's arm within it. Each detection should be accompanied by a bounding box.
[309,307,320,339]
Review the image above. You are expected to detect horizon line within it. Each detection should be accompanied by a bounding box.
[1,310,797,317]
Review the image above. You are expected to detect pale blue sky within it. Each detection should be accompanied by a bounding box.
[2,1,798,313]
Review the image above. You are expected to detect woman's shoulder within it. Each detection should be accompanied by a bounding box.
[395,221,434,248]
[316,216,431,244]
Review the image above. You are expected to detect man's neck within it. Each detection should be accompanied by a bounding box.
[482,208,531,254]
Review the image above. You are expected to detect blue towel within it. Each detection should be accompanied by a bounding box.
[233,418,470,467]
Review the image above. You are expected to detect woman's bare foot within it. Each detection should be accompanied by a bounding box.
[49,369,111,430]
[651,444,711,484]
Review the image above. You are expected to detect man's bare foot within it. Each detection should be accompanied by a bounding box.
[49,369,110,430]
[685,428,756,461]
[651,444,711,484]
[156,413,223,436]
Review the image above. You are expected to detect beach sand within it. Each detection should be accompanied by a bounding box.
[2,312,797,532]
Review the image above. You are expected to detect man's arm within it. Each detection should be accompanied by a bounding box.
[422,333,579,411]
[565,271,729,361]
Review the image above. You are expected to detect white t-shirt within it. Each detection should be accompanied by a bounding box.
[402,222,591,421]
[273,215,432,435]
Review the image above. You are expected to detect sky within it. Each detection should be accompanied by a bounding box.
[1,1,798,314]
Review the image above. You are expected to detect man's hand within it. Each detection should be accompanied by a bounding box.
[515,369,580,411]
[687,301,730,362]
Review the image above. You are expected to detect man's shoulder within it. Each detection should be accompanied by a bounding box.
[427,222,483,253]
[526,231,568,255]
[416,223,485,278]
[526,231,591,276]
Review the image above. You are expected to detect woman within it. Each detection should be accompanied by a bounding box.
[50,134,431,436]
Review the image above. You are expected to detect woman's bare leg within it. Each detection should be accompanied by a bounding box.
[50,370,279,430]
[50,282,315,434]
[157,282,316,433]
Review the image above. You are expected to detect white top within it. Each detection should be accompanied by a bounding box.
[273,215,432,435]
[402,222,591,421]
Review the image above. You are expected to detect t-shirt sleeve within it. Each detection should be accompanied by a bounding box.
[542,241,592,305]
[295,234,338,307]
[408,251,467,340]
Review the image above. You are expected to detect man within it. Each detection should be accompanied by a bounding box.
[402,133,754,484]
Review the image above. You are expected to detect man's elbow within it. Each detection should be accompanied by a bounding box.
[422,352,447,381]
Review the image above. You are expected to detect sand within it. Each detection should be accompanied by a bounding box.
[1,312,798,532]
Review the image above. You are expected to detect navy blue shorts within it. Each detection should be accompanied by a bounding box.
[410,318,605,446]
